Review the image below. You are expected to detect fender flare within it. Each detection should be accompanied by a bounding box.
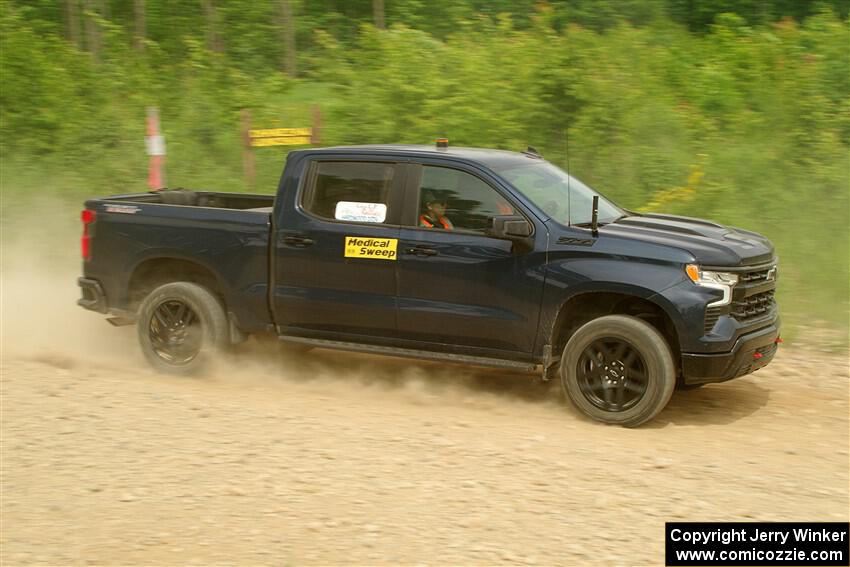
[123,251,231,302]
[541,281,688,356]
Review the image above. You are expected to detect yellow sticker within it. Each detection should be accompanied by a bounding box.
[344,236,398,260]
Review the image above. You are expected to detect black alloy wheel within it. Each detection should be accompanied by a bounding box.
[576,338,648,412]
[148,299,202,366]
[137,282,230,375]
[560,314,676,427]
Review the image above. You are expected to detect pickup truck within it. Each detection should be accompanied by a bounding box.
[78,142,780,426]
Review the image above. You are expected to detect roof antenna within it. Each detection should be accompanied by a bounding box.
[591,195,599,237]
[525,145,541,157]
[564,129,571,227]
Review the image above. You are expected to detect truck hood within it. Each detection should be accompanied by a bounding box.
[600,213,775,267]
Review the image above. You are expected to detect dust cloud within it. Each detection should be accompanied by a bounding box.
[1,197,140,365]
[0,196,558,413]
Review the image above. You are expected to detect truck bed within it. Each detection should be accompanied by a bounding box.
[82,189,275,334]
[101,189,274,211]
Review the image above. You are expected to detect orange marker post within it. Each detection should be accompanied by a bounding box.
[145,107,166,190]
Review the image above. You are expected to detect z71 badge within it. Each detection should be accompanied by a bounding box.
[344,236,398,260]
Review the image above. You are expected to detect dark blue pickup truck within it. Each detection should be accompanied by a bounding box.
[78,143,780,426]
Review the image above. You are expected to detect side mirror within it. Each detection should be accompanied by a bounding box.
[487,215,534,253]
[487,215,533,241]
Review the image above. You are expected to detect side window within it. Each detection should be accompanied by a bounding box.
[417,166,515,232]
[302,161,395,223]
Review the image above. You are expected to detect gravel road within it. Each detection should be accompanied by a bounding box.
[1,211,848,566]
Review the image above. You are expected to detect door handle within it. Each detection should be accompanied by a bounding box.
[405,247,438,257]
[281,235,314,247]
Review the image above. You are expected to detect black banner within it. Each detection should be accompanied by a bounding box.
[666,522,849,566]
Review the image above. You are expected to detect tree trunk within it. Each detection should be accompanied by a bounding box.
[133,0,145,52]
[373,0,385,29]
[202,0,224,53]
[65,0,80,49]
[83,0,100,61]
[278,0,296,77]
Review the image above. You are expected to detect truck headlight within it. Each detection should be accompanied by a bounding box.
[685,264,738,307]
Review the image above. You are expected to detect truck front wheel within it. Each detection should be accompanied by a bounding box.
[560,315,675,427]
[137,282,229,375]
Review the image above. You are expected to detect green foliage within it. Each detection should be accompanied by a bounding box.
[1,0,848,336]
[666,0,849,31]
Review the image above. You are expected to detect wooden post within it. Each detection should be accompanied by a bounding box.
[311,105,322,145]
[241,109,255,186]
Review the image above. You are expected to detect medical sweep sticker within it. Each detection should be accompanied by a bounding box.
[344,236,398,260]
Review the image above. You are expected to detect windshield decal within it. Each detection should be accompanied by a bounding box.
[335,201,387,223]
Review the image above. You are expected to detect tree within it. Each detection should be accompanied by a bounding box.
[134,0,145,52]
[83,0,100,60]
[279,0,296,76]
[202,0,223,53]
[373,0,385,29]
[64,0,80,49]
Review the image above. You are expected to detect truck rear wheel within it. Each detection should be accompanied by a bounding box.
[137,282,229,375]
[560,315,675,427]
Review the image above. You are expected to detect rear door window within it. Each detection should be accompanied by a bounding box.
[301,161,397,223]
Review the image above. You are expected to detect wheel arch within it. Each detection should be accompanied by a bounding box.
[547,288,683,373]
[127,256,227,311]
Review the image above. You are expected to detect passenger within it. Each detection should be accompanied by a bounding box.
[419,191,454,229]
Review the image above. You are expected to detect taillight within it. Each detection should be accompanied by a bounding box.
[81,209,96,261]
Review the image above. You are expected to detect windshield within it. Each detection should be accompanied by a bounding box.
[498,161,624,226]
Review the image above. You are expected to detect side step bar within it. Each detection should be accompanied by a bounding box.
[279,336,537,372]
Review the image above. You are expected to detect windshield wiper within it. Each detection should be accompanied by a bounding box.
[599,213,631,226]
[571,214,632,228]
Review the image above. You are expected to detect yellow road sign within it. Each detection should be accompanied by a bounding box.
[249,127,313,146]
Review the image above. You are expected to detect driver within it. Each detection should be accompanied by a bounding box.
[419,191,454,229]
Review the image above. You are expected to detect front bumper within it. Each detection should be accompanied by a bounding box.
[681,322,780,385]
[77,277,108,313]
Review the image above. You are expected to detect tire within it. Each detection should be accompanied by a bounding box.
[137,282,229,375]
[560,315,675,427]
